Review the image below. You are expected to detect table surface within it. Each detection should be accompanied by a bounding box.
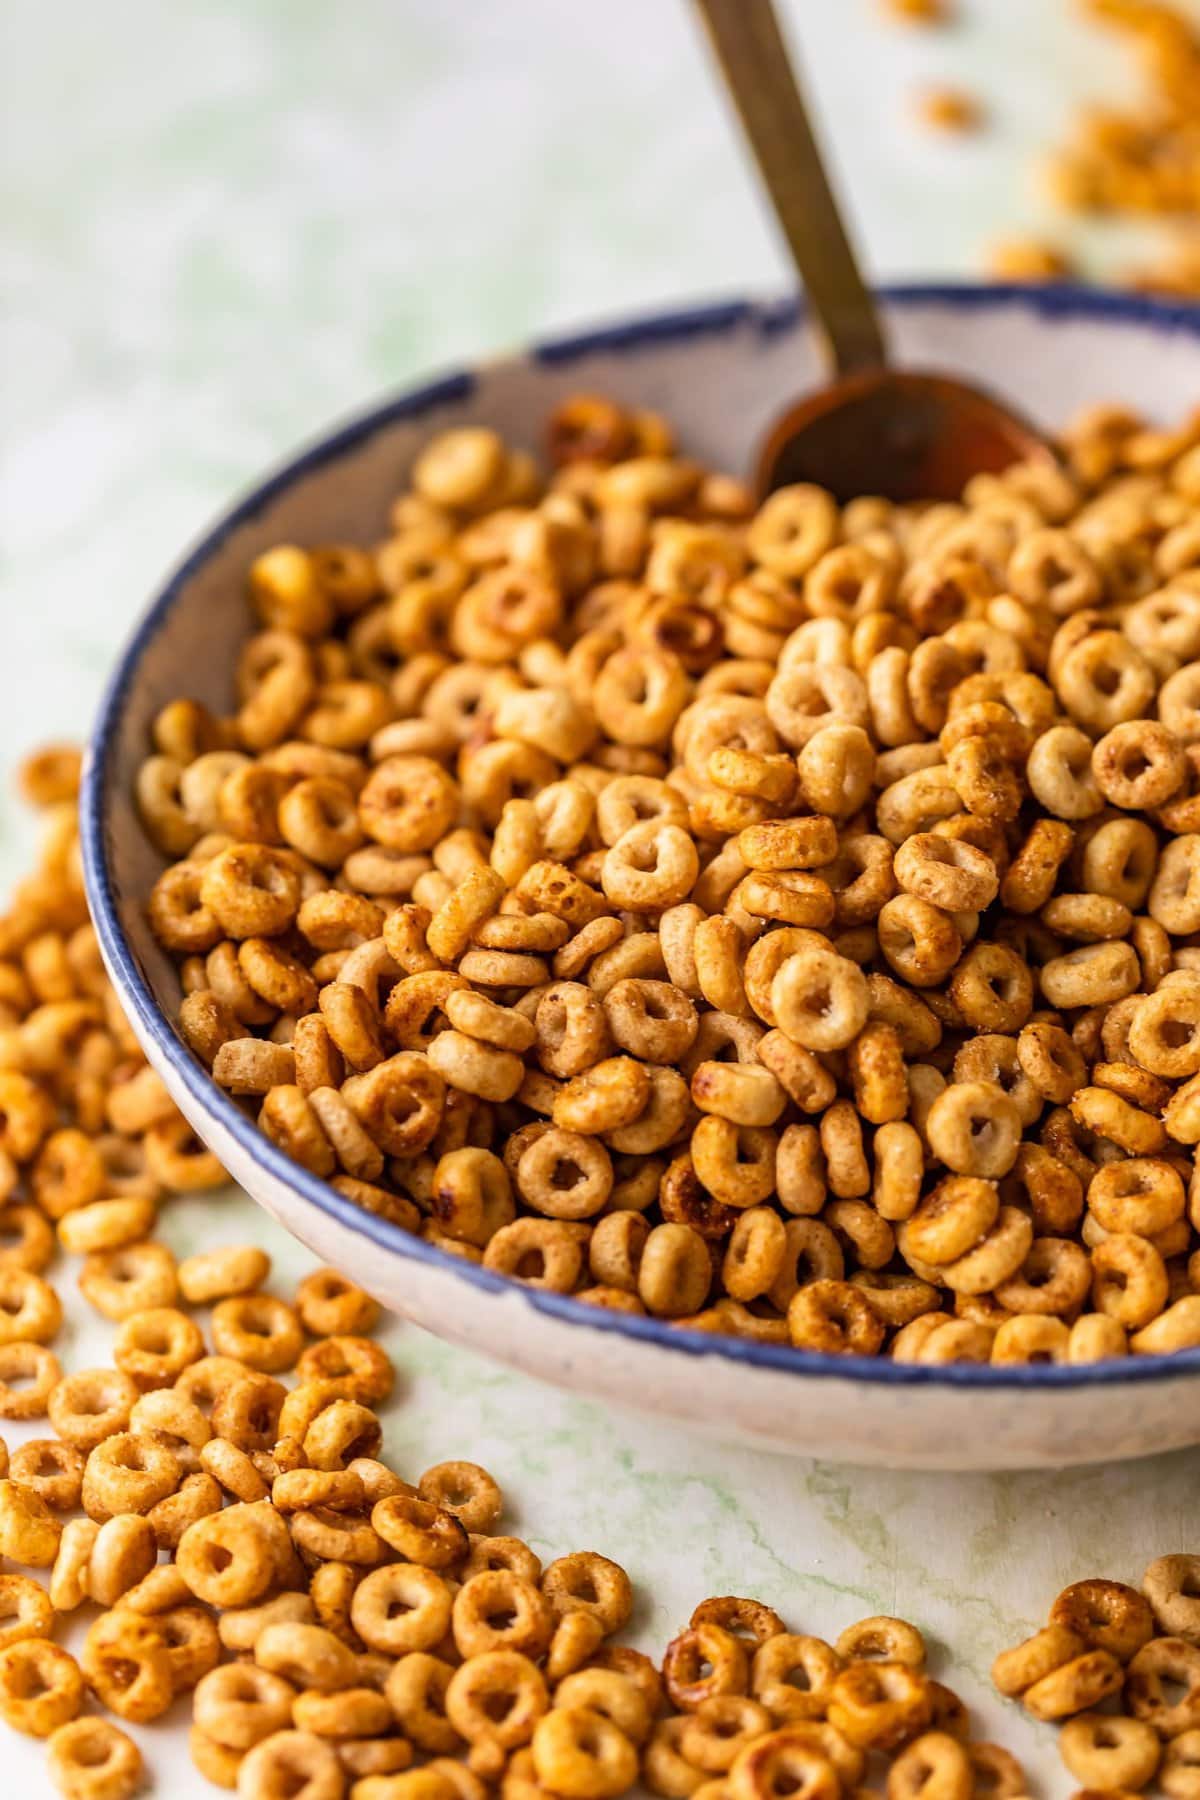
[2,2,1197,1792]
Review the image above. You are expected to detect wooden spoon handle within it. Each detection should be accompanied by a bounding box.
[694,0,887,376]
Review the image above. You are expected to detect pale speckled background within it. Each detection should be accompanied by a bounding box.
[1,2,1198,1792]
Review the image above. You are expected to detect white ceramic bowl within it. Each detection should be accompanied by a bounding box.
[82,284,1200,1470]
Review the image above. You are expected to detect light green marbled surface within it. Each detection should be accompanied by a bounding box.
[1,2,1197,1791]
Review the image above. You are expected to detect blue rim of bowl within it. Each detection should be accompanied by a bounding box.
[82,281,1200,1394]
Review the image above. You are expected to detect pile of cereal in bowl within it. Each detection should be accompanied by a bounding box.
[138,393,1200,1365]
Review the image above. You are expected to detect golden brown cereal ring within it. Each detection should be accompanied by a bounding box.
[0,1638,83,1737]
[46,1716,144,1800]
[1049,1578,1155,1661]
[1144,1556,1200,1646]
[80,1610,173,1723]
[1022,1647,1124,1721]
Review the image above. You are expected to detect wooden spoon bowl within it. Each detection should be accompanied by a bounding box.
[757,367,1052,503]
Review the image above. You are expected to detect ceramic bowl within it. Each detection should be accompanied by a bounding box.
[82,283,1200,1470]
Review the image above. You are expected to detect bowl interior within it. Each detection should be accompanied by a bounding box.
[84,284,1200,1407]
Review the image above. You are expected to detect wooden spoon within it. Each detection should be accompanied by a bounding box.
[693,0,1054,502]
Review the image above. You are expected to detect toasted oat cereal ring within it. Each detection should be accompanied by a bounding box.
[199,1437,268,1504]
[924,1081,1021,1179]
[342,1052,446,1157]
[129,1385,212,1465]
[886,1731,973,1800]
[1022,1647,1124,1721]
[1050,1578,1156,1662]
[384,1652,462,1754]
[1091,1233,1169,1329]
[0,1477,62,1566]
[1128,982,1200,1079]
[271,1466,363,1513]
[78,1241,178,1321]
[177,1502,288,1608]
[112,1307,204,1390]
[1059,1710,1162,1790]
[685,1602,781,1659]
[188,1720,246,1787]
[1087,1158,1185,1238]
[0,1075,56,1167]
[255,1620,360,1693]
[836,1616,925,1669]
[452,1569,553,1659]
[991,1623,1085,1698]
[429,1147,514,1247]
[359,754,460,853]
[47,1367,138,1452]
[934,1206,1033,1297]
[0,1343,61,1421]
[211,1295,304,1373]
[236,1730,345,1800]
[178,1244,271,1306]
[962,1738,1025,1794]
[1126,1637,1200,1738]
[145,1114,228,1192]
[45,1715,143,1800]
[750,1635,840,1725]
[36,1132,133,1228]
[532,1703,639,1799]
[770,946,870,1052]
[290,1504,384,1567]
[445,1647,548,1750]
[663,1623,749,1712]
[787,1281,885,1357]
[553,1057,652,1137]
[727,1724,841,1800]
[371,1493,467,1569]
[0,1573,53,1652]
[194,1659,298,1750]
[535,1552,633,1638]
[1161,1729,1200,1799]
[1016,1019,1087,1104]
[416,1461,502,1534]
[9,1439,83,1513]
[145,1468,223,1550]
[302,1395,382,1471]
[0,1202,56,1275]
[679,1694,772,1772]
[826,1660,931,1751]
[217,1592,314,1656]
[115,1561,192,1621]
[989,1314,1070,1366]
[1144,1556,1200,1646]
[463,1535,542,1586]
[292,1683,394,1739]
[0,1638,83,1737]
[640,1714,708,1799]
[351,1564,453,1656]
[81,1432,181,1523]
[199,842,301,938]
[80,1610,173,1724]
[151,1602,220,1692]
[0,1267,61,1347]
[993,1238,1093,1324]
[211,1373,289,1452]
[555,1665,653,1744]
[897,1176,998,1267]
[295,1335,393,1404]
[56,1196,158,1257]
